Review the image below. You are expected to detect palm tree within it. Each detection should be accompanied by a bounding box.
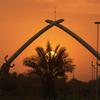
[23,41,75,100]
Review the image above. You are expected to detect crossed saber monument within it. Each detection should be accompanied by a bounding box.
[0,19,100,75]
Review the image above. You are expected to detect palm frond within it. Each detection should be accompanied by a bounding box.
[36,47,48,71]
[54,44,60,53]
[46,41,52,53]
[23,57,37,69]
[64,64,75,72]
[36,47,45,58]
[52,44,60,59]
[57,47,66,59]
[54,69,65,77]
[36,47,47,62]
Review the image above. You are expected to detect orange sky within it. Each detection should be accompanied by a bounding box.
[0,0,100,81]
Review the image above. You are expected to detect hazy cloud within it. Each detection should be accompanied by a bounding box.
[0,0,100,15]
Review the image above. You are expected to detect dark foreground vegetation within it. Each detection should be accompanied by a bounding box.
[0,72,100,100]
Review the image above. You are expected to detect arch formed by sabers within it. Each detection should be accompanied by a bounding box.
[0,19,100,74]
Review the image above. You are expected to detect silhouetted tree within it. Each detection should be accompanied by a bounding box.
[23,41,75,100]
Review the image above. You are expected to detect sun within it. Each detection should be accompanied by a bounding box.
[45,51,57,61]
[46,51,57,56]
[50,51,55,56]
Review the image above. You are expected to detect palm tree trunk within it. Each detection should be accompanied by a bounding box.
[42,72,56,100]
